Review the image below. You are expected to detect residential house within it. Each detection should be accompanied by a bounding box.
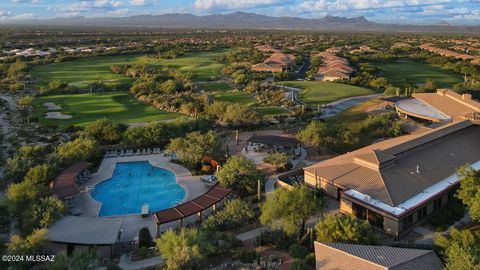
[314,242,443,270]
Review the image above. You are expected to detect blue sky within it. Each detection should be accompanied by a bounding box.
[1,0,480,24]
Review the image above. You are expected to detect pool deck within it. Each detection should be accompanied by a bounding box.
[71,154,207,241]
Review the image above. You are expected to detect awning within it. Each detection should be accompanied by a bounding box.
[247,135,300,148]
[53,162,92,199]
[153,185,232,225]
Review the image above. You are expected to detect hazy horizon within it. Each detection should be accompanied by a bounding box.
[1,0,480,26]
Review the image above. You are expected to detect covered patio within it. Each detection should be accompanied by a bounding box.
[52,162,92,199]
[152,185,232,235]
[246,135,301,157]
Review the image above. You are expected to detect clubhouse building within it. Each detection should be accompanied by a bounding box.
[305,89,480,236]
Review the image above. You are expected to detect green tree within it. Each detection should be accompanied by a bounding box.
[160,79,179,94]
[456,166,480,221]
[3,145,49,183]
[202,199,254,231]
[216,155,263,195]
[263,152,288,171]
[156,228,204,270]
[298,121,332,153]
[223,103,259,126]
[369,77,389,90]
[17,95,33,124]
[315,214,377,244]
[56,138,98,164]
[7,229,47,269]
[22,197,65,234]
[167,130,224,167]
[435,228,480,270]
[260,185,319,237]
[84,118,122,145]
[47,80,68,92]
[139,227,154,248]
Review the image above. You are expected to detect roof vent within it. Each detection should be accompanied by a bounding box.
[416,165,420,174]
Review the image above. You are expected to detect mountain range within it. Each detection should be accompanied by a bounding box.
[6,12,480,33]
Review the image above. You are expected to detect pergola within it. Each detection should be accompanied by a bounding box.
[246,135,301,156]
[152,185,232,235]
[52,162,92,199]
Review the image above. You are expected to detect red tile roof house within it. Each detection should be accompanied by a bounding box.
[251,51,296,73]
[314,52,353,81]
[314,242,443,270]
[304,92,480,236]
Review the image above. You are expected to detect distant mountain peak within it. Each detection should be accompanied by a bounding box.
[3,12,478,33]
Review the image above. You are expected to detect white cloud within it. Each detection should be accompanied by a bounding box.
[295,0,473,12]
[11,0,39,3]
[0,10,35,20]
[194,0,281,10]
[108,8,129,15]
[0,10,13,17]
[129,0,146,5]
[51,0,124,14]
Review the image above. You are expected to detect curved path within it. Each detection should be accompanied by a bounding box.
[274,83,383,117]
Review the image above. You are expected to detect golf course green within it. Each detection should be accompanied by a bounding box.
[31,50,228,89]
[375,62,463,88]
[282,81,375,105]
[211,91,288,116]
[33,92,180,127]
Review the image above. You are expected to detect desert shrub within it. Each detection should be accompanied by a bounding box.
[139,227,154,248]
[256,230,295,250]
[289,244,309,259]
[239,249,257,263]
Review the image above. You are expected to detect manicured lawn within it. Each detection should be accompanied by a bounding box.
[327,98,384,133]
[326,98,386,153]
[375,62,463,88]
[212,91,257,106]
[33,92,181,127]
[282,81,375,105]
[31,55,147,89]
[211,91,288,116]
[31,50,228,89]
[157,50,227,81]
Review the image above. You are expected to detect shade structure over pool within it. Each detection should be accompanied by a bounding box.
[53,162,92,199]
[152,185,232,225]
[395,99,451,122]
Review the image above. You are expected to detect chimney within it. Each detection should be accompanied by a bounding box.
[416,165,420,174]
[462,94,472,100]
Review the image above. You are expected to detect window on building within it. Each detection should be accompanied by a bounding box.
[433,198,442,210]
[367,209,384,228]
[416,206,428,222]
[352,203,367,220]
[402,214,414,229]
[447,189,456,201]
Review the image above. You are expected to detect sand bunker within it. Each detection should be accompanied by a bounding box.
[43,102,62,110]
[45,112,72,119]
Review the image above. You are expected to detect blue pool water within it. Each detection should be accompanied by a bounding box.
[91,161,185,216]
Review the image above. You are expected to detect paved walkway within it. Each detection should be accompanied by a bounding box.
[117,253,162,270]
[236,226,270,242]
[258,247,293,270]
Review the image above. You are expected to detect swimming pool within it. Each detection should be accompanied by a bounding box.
[91,161,185,216]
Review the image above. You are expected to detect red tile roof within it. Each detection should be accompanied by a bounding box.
[153,185,232,225]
